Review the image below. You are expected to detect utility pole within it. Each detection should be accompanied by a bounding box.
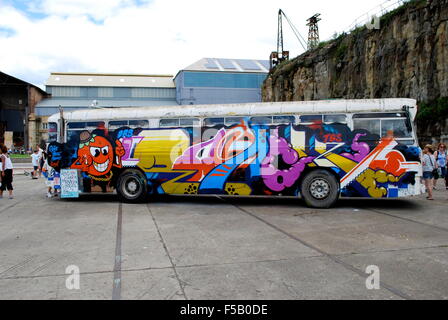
[307,13,321,50]
[270,10,289,70]
[270,9,307,70]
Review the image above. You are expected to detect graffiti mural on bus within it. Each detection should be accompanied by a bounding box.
[48,127,143,192]
[133,119,420,198]
[48,119,421,198]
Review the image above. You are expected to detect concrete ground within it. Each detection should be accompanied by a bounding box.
[0,175,447,300]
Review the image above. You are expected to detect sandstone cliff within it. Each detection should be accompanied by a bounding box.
[262,0,448,143]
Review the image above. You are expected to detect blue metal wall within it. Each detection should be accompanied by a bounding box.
[175,71,267,105]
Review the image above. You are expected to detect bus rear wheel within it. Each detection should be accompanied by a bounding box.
[300,170,339,208]
[117,169,147,203]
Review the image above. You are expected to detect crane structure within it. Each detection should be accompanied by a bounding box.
[306,13,321,50]
[270,9,307,70]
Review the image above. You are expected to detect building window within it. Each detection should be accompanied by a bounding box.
[98,87,113,98]
[50,86,81,97]
[183,72,267,89]
[131,88,176,98]
[113,87,132,98]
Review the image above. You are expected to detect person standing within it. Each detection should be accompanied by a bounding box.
[433,143,447,190]
[31,149,40,179]
[422,144,437,200]
[37,144,44,178]
[0,144,14,199]
[42,152,58,198]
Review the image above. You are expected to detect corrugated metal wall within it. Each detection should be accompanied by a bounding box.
[175,71,266,105]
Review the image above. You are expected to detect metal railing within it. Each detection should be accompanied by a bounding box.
[345,0,409,32]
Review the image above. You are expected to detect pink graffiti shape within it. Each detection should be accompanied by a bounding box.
[261,131,315,192]
[121,137,143,161]
[341,133,370,162]
[173,129,227,180]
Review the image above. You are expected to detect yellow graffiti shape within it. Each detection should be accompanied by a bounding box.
[184,183,199,194]
[225,183,252,196]
[134,129,190,171]
[356,169,387,198]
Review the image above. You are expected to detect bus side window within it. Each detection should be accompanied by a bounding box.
[67,130,82,141]
[204,118,224,127]
[109,120,128,129]
[225,117,245,126]
[299,115,323,123]
[180,118,200,127]
[86,121,105,129]
[160,118,179,128]
[324,114,346,123]
[381,119,412,138]
[67,122,86,141]
[67,122,86,129]
[203,118,224,142]
[273,115,295,124]
[128,120,149,128]
[250,116,272,125]
[353,119,380,136]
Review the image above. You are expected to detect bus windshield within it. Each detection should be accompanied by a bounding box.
[48,122,58,143]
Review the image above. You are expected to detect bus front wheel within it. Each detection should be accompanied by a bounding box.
[300,170,339,208]
[117,169,148,203]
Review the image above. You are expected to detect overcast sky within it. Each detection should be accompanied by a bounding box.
[0,0,387,88]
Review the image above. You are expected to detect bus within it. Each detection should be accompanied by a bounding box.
[46,98,422,208]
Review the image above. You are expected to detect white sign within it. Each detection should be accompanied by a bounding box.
[60,169,79,198]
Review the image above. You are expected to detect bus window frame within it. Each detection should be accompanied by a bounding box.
[352,112,415,141]
[204,117,225,127]
[108,119,149,129]
[272,115,296,125]
[179,118,201,127]
[249,116,273,125]
[225,117,245,126]
[159,118,180,128]
[298,114,323,124]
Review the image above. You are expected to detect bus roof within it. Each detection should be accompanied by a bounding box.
[47,98,417,123]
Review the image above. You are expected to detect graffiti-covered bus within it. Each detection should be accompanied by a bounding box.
[46,98,422,208]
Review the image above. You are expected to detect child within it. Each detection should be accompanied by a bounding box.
[31,149,40,179]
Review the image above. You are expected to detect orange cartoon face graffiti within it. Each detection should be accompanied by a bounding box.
[86,136,113,175]
[72,131,125,176]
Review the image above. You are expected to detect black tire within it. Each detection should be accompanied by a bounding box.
[116,169,148,203]
[300,169,340,208]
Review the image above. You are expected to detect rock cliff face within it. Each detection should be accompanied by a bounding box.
[262,0,447,143]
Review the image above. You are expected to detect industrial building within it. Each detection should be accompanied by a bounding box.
[34,72,178,141]
[174,58,269,105]
[31,57,269,143]
[36,72,178,116]
[0,71,49,150]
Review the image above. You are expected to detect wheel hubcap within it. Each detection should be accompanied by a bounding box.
[128,181,138,193]
[123,177,141,198]
[309,178,330,199]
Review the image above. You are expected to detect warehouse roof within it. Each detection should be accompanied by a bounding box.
[46,72,175,88]
[35,98,178,116]
[0,71,48,95]
[180,58,270,73]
